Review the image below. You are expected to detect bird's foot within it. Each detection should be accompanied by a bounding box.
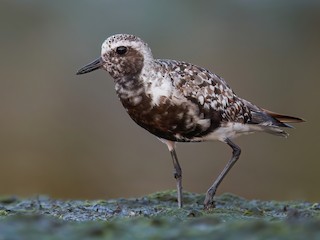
[203,188,216,210]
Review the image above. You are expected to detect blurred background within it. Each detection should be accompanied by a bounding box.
[0,0,319,202]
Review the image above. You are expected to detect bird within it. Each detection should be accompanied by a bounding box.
[76,34,304,209]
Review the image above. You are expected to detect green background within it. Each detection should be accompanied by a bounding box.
[0,0,319,201]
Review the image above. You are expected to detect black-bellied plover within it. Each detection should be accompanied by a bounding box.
[77,34,303,209]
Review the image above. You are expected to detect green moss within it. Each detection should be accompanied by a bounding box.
[0,210,9,216]
[0,195,18,204]
[0,191,320,239]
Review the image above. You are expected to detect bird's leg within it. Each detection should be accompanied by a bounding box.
[204,138,241,209]
[160,139,183,208]
[170,148,183,208]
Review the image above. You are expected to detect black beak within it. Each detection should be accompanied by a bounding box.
[76,57,104,75]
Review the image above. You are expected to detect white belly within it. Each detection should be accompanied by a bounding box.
[199,122,260,142]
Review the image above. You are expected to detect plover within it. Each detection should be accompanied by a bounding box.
[77,34,303,208]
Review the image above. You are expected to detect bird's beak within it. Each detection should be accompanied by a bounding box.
[76,57,104,75]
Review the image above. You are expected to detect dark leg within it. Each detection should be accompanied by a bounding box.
[204,138,241,209]
[170,149,183,208]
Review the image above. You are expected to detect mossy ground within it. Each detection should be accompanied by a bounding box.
[0,191,320,239]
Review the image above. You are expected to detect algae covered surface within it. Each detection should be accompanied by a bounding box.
[0,191,320,239]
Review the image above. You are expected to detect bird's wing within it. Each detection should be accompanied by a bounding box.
[158,59,251,124]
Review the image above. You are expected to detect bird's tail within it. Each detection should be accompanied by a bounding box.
[252,109,305,138]
[242,99,304,137]
[261,108,305,128]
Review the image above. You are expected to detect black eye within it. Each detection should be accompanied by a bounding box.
[116,46,127,55]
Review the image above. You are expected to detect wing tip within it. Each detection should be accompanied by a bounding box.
[262,108,305,125]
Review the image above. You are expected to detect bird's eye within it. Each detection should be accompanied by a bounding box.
[116,46,127,55]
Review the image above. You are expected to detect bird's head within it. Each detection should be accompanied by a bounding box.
[76,34,153,79]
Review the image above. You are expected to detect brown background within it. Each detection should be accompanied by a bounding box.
[0,1,319,201]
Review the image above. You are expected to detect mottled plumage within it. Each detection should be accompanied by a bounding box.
[77,34,303,208]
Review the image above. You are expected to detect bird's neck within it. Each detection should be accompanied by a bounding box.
[115,74,144,95]
[114,60,165,110]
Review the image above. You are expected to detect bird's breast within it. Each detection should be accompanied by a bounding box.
[115,81,221,142]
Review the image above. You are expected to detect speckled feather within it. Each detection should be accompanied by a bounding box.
[76,33,304,208]
[83,34,301,142]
